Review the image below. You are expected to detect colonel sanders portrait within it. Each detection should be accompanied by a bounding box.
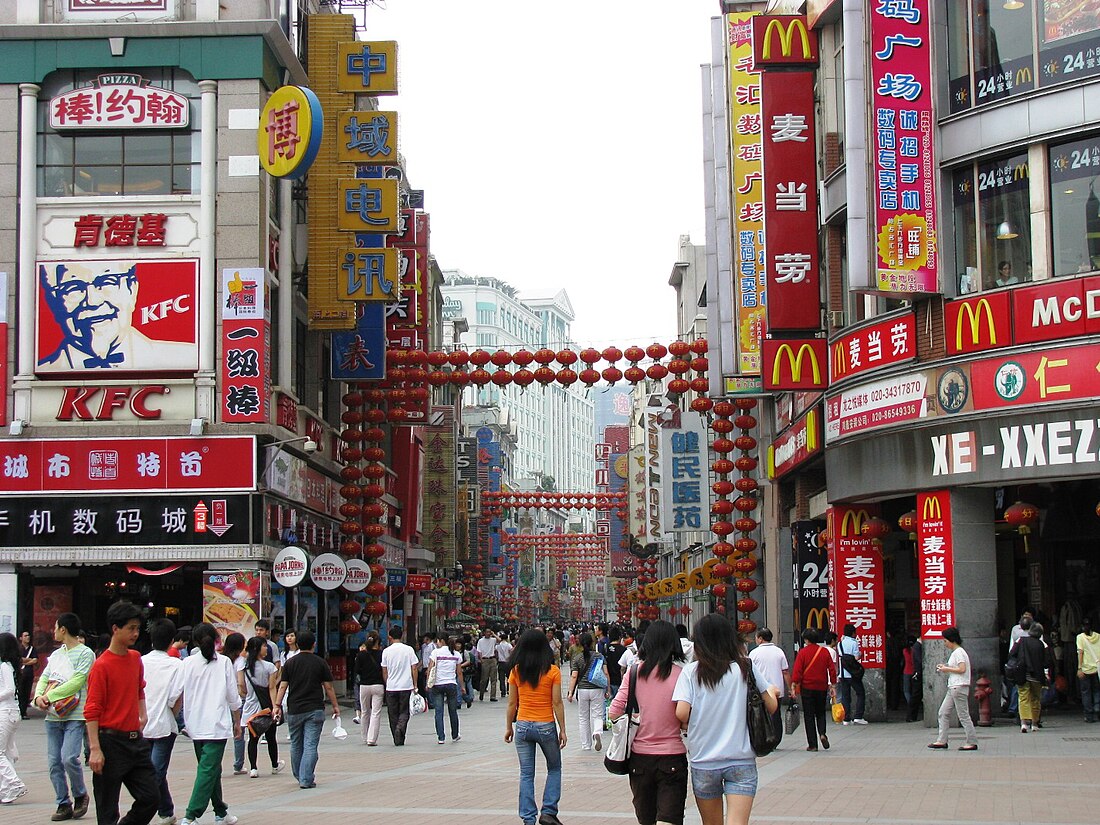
[37,260,193,371]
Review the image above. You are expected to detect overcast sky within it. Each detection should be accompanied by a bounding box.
[361,1,718,348]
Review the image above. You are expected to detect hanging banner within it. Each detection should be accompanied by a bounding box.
[870,0,939,294]
[727,11,766,374]
[916,491,956,639]
[827,505,886,668]
[609,452,636,576]
[792,520,828,632]
[220,267,270,423]
[661,412,710,532]
[755,16,821,331]
[643,404,665,545]
[330,303,386,381]
[423,406,456,567]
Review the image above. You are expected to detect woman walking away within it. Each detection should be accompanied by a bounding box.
[356,632,385,746]
[790,628,837,752]
[179,623,243,825]
[927,626,978,751]
[505,628,567,825]
[238,636,283,776]
[0,632,26,804]
[427,634,462,744]
[567,632,609,751]
[609,620,687,825]
[673,613,778,825]
[1012,622,1052,733]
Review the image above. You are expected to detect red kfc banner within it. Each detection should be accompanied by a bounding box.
[827,505,886,668]
[755,17,820,332]
[36,258,198,375]
[916,492,955,639]
[0,436,256,494]
[220,268,270,423]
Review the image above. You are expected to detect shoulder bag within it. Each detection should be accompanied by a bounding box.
[604,664,639,775]
[586,653,608,689]
[840,638,864,680]
[746,663,781,757]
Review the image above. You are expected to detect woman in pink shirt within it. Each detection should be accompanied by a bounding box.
[610,620,688,825]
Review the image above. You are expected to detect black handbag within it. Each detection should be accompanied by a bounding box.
[746,665,780,757]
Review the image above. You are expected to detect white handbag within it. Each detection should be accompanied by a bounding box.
[603,665,639,775]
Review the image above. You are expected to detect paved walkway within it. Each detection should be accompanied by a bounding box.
[3,694,1099,825]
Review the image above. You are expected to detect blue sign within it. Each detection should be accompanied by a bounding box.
[476,426,493,444]
[386,567,408,588]
[331,303,386,380]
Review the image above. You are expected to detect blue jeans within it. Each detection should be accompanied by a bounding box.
[838,677,865,721]
[462,675,475,705]
[514,721,561,825]
[1080,672,1100,719]
[45,719,87,806]
[432,684,460,741]
[287,709,324,787]
[232,733,245,772]
[148,734,176,817]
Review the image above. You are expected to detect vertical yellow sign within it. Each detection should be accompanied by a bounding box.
[728,11,765,375]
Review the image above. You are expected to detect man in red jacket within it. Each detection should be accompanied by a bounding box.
[84,601,159,825]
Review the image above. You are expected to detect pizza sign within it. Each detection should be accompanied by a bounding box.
[50,74,189,130]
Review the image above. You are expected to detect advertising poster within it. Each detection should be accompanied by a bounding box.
[1041,0,1100,87]
[727,10,766,374]
[36,258,199,374]
[661,412,710,532]
[792,520,828,632]
[220,267,270,423]
[609,453,636,577]
[423,408,457,567]
[827,506,886,668]
[203,569,262,640]
[869,0,939,293]
[916,492,955,639]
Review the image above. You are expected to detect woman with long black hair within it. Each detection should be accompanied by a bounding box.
[0,632,26,804]
[238,636,283,777]
[610,620,687,825]
[567,631,610,751]
[673,614,778,825]
[179,623,242,825]
[505,628,567,825]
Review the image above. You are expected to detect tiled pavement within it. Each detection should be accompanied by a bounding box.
[3,695,1099,825]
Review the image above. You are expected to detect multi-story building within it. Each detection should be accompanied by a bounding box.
[706,0,1100,721]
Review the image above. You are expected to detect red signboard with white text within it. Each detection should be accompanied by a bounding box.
[386,211,430,424]
[0,436,256,494]
[827,505,886,668]
[829,313,916,384]
[220,268,270,423]
[756,19,821,331]
[916,491,955,639]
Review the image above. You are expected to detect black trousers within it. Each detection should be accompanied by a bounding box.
[247,725,278,770]
[801,689,828,748]
[628,752,688,825]
[384,689,412,745]
[92,734,159,825]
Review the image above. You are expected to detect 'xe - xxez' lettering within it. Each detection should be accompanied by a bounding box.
[56,385,168,421]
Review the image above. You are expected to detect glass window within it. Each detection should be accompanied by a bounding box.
[1049,135,1100,277]
[971,0,1035,106]
[1037,2,1100,88]
[952,167,979,294]
[977,152,1031,289]
[947,0,973,113]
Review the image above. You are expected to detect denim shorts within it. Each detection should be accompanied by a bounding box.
[690,761,758,799]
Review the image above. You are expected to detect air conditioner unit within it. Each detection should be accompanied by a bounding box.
[829,310,844,327]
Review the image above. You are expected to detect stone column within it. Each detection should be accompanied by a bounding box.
[16,84,39,386]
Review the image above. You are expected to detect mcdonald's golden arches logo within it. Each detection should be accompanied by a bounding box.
[838,509,870,538]
[1015,67,1032,86]
[922,495,943,521]
[944,292,1010,355]
[763,338,828,390]
[832,341,847,378]
[803,607,830,630]
[752,15,819,66]
[1013,163,1030,181]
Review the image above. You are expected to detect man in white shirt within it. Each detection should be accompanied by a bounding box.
[748,628,791,747]
[495,636,514,697]
[380,626,419,746]
[142,619,185,825]
[676,624,695,663]
[618,629,639,671]
[476,628,500,701]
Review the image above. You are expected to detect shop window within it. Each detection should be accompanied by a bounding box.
[978,152,1031,289]
[1049,135,1100,277]
[952,167,979,294]
[948,1,1100,113]
[37,68,200,197]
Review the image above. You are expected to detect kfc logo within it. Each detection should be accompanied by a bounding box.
[36,259,198,374]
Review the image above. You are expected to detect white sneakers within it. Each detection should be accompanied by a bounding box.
[249,769,259,778]
[273,760,285,774]
[852,718,869,725]
[593,733,602,751]
[1,785,28,804]
[215,816,238,825]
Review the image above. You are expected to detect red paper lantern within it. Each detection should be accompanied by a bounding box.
[734,497,758,512]
[341,540,363,556]
[534,348,557,365]
[534,367,557,385]
[669,340,691,357]
[898,510,918,534]
[491,349,512,367]
[556,369,578,386]
[469,349,491,366]
[737,619,757,634]
[734,415,757,430]
[734,435,757,451]
[734,456,758,472]
[690,338,709,354]
[366,581,387,596]
[711,521,735,536]
[690,397,713,412]
[713,458,735,475]
[1004,501,1039,527]
[861,516,892,541]
[364,601,387,617]
[602,346,623,363]
[713,401,736,417]
[646,363,668,380]
[624,346,645,363]
[646,343,668,360]
[624,366,646,383]
[734,537,757,553]
[712,438,735,454]
[713,583,728,598]
[711,499,735,515]
[668,378,691,394]
[736,597,759,613]
[492,369,513,386]
[340,619,362,635]
[712,418,735,434]
[735,578,757,593]
[556,349,578,366]
[690,377,710,393]
[734,517,758,532]
[580,347,601,364]
[712,563,733,579]
[734,557,758,574]
[713,542,734,557]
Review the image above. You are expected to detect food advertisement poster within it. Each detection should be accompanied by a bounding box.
[202,569,263,640]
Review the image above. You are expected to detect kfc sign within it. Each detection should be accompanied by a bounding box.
[50,75,189,130]
[56,385,167,421]
[35,259,199,374]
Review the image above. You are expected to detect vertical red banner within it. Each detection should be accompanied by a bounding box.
[916,491,955,639]
[828,505,886,668]
[220,267,271,423]
[755,16,821,332]
[386,210,430,424]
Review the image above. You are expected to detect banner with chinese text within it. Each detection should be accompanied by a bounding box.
[870,0,939,293]
[827,505,886,668]
[660,412,710,532]
[220,267,270,423]
[792,520,828,632]
[423,407,456,567]
[916,491,955,639]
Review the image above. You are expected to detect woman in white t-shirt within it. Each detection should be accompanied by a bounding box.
[238,637,284,777]
[427,635,462,745]
[673,614,778,825]
[927,626,977,751]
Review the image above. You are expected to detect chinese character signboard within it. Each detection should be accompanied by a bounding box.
[220,268,270,424]
[728,11,766,374]
[50,74,188,129]
[423,407,456,567]
[330,303,386,380]
[830,313,917,383]
[62,1,176,21]
[338,178,400,234]
[0,437,255,494]
[36,258,199,374]
[336,247,400,302]
[338,41,399,95]
[661,412,710,532]
[337,111,398,164]
[916,491,955,639]
[792,520,828,632]
[827,505,886,668]
[870,0,939,294]
[257,85,323,180]
[825,369,930,442]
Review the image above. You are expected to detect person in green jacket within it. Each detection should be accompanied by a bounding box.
[34,612,94,821]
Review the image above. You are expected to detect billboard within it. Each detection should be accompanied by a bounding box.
[827,505,886,668]
[792,520,828,632]
[661,412,710,532]
[916,492,955,639]
[220,268,270,424]
[36,258,198,374]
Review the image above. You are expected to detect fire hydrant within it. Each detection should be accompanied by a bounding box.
[974,674,994,727]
